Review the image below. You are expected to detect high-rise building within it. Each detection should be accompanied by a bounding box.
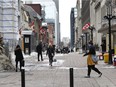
[70,8,75,49]
[52,0,60,47]
[62,37,70,47]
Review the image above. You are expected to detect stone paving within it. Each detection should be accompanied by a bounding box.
[0,52,116,87]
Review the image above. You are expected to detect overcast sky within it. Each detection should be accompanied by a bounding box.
[22,0,77,39]
[59,0,77,39]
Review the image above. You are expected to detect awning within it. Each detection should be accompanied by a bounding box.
[22,29,33,35]
[98,24,116,33]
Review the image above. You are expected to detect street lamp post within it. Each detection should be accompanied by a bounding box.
[78,37,81,50]
[81,34,85,52]
[76,40,79,51]
[88,26,95,42]
[84,32,88,53]
[104,1,116,64]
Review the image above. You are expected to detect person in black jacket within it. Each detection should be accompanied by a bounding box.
[14,45,24,72]
[46,44,55,66]
[36,41,43,61]
[101,41,106,59]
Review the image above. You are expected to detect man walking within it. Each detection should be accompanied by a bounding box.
[14,45,24,72]
[36,41,43,61]
[101,41,106,59]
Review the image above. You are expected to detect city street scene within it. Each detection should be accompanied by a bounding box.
[0,0,116,87]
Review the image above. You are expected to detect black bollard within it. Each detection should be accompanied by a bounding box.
[69,68,74,87]
[22,60,25,67]
[21,60,25,87]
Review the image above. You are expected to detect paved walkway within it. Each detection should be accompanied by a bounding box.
[0,52,116,87]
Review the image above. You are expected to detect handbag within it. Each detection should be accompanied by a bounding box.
[91,55,99,62]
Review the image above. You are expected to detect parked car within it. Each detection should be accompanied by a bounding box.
[62,47,70,54]
[56,48,61,53]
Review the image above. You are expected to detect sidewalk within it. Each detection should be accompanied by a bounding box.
[0,52,116,87]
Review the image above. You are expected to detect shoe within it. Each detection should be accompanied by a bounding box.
[41,59,43,61]
[84,76,90,78]
[99,73,102,77]
[49,63,52,66]
[38,59,40,61]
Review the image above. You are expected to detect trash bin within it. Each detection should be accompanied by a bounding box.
[104,53,109,63]
[113,55,116,66]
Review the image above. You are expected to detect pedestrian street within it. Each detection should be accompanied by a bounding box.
[0,52,116,87]
[11,51,116,71]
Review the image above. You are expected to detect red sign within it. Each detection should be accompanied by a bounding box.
[40,27,46,34]
[82,23,90,30]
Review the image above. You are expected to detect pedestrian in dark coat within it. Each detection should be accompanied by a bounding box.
[14,45,24,72]
[83,41,102,78]
[46,44,55,66]
[36,42,43,61]
[101,41,106,58]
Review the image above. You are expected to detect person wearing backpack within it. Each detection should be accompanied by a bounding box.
[83,41,102,78]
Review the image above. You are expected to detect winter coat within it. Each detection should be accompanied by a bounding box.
[87,55,96,65]
[36,43,42,54]
[46,46,54,58]
[14,48,24,61]
[83,45,97,65]
[101,43,106,52]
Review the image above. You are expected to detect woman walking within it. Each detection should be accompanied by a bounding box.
[46,44,55,66]
[36,41,43,61]
[14,45,24,72]
[83,41,102,78]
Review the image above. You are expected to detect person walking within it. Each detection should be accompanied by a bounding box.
[83,41,102,78]
[36,41,43,61]
[46,44,55,66]
[101,41,106,59]
[14,45,24,72]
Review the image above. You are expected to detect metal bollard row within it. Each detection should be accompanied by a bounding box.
[21,60,25,87]
[70,68,74,87]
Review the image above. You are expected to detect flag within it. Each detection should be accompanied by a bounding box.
[40,27,46,34]
[29,21,34,27]
[82,23,90,30]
